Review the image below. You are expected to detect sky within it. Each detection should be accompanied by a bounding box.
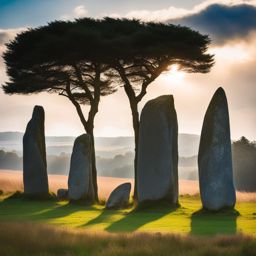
[0,0,255,140]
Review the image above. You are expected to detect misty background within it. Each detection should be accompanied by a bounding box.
[0,132,255,191]
[0,132,198,179]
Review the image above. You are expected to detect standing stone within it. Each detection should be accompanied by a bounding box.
[106,183,131,209]
[198,87,236,211]
[68,134,94,202]
[137,95,178,205]
[23,105,49,195]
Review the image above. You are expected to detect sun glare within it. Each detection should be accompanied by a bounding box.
[160,64,185,83]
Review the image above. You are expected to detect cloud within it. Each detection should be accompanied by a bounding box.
[172,3,256,44]
[73,5,88,18]
[108,1,256,44]
[108,1,255,21]
[61,5,88,20]
[114,6,189,21]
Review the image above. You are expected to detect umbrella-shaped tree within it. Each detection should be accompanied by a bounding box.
[2,19,118,202]
[102,19,214,198]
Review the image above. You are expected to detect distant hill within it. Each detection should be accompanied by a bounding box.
[0,132,23,141]
[0,132,200,157]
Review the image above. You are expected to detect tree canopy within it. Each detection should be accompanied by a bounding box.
[3,19,118,103]
[3,18,213,107]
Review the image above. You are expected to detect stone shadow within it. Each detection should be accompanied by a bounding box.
[81,209,118,228]
[0,193,58,218]
[0,193,96,221]
[82,203,179,232]
[191,208,239,236]
[34,203,89,220]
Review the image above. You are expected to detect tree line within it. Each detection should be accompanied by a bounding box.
[0,137,255,191]
[232,136,256,192]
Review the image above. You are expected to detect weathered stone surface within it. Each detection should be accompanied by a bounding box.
[137,95,178,205]
[23,105,49,195]
[57,189,68,200]
[106,183,131,209]
[198,87,236,211]
[68,134,94,202]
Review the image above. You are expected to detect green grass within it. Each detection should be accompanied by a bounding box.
[0,193,255,236]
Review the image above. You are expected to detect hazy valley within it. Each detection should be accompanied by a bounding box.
[0,132,199,180]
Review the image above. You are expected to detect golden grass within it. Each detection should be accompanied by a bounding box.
[0,222,255,256]
[0,170,255,202]
[0,170,23,192]
[0,170,133,200]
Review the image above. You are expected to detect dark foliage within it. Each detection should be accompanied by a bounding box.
[3,18,213,98]
[232,136,256,192]
[0,150,21,170]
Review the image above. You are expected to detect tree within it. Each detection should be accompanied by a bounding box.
[102,19,214,198]
[232,137,256,192]
[2,19,118,202]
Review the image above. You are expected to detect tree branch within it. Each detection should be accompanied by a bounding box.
[73,64,94,103]
[116,62,136,100]
[65,79,89,131]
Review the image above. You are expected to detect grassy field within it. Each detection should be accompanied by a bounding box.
[0,193,255,236]
[1,170,256,255]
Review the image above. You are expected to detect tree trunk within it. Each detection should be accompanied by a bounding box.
[66,67,101,203]
[130,100,140,200]
[67,95,99,203]
[86,126,99,203]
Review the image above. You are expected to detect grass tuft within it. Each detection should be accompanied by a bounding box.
[0,222,255,256]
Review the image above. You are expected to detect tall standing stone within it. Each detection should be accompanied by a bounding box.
[198,87,236,211]
[137,95,178,205]
[68,134,94,202]
[23,105,49,195]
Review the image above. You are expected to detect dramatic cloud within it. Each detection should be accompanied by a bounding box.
[172,3,256,44]
[59,1,256,44]
[109,1,256,44]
